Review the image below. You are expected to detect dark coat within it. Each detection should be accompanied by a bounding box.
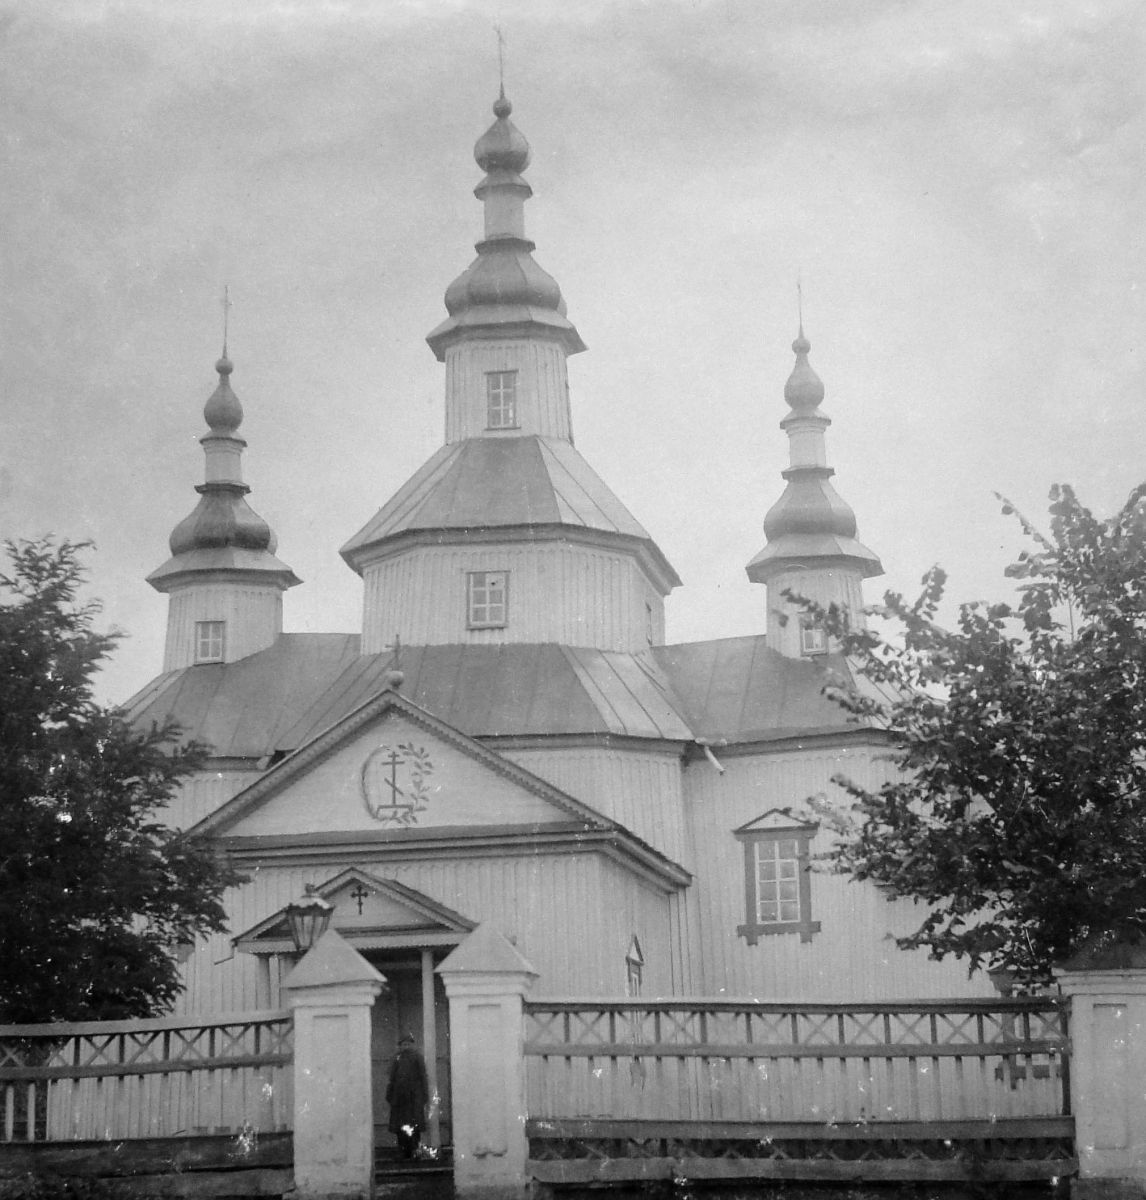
[386,1046,430,1134]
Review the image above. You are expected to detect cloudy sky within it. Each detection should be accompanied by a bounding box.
[3,0,1143,704]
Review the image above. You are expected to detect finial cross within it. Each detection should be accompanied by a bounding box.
[221,284,232,357]
[495,24,506,94]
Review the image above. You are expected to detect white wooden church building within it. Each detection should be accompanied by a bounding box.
[125,90,989,1137]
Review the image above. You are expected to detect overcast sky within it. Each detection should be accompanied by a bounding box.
[2,0,1143,704]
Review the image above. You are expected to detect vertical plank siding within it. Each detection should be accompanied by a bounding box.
[523,998,1069,1126]
[683,745,988,1000]
[506,746,688,867]
[0,1011,292,1143]
[162,583,284,674]
[445,340,572,442]
[361,542,659,653]
[178,851,661,1013]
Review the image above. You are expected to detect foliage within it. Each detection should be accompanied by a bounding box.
[802,484,1146,985]
[0,539,239,1024]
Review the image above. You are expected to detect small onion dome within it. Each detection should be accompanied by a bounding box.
[444,242,565,315]
[203,355,243,433]
[784,328,825,411]
[474,91,531,174]
[168,487,278,557]
[763,472,858,541]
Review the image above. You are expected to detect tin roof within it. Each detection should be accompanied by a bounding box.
[652,636,867,743]
[125,633,872,761]
[120,633,362,759]
[340,436,680,586]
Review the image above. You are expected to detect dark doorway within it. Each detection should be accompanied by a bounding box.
[368,949,452,1154]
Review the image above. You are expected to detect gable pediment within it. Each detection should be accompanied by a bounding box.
[194,688,610,842]
[733,807,816,835]
[235,867,476,954]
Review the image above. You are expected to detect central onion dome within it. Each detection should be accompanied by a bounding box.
[426,91,585,360]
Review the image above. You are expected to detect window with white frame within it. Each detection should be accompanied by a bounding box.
[194,620,226,663]
[734,812,821,945]
[485,371,518,429]
[467,571,508,628]
[799,616,827,656]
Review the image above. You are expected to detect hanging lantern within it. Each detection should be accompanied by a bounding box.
[284,885,334,953]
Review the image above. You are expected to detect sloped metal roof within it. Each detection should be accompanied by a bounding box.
[120,633,361,758]
[340,436,678,585]
[279,643,695,748]
[124,633,869,762]
[652,636,864,743]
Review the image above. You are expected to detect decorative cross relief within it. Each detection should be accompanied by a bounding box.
[349,883,370,915]
[360,742,435,826]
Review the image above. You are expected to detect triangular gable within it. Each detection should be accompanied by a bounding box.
[733,807,817,835]
[193,686,615,840]
[235,867,477,955]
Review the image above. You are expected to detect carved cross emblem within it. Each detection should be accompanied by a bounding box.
[360,742,435,826]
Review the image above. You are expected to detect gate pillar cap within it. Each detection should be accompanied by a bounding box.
[283,927,387,992]
[1057,928,1146,973]
[437,923,538,978]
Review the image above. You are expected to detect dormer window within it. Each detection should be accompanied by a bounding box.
[195,620,225,663]
[486,371,518,429]
[467,571,508,629]
[800,616,827,656]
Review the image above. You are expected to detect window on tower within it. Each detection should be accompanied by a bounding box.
[485,371,519,429]
[467,571,508,629]
[800,616,828,656]
[194,620,226,663]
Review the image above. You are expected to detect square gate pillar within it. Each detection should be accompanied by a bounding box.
[437,924,538,1200]
[1058,938,1146,1199]
[285,929,387,1200]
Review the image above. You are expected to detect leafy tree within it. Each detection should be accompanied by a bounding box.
[0,539,238,1024]
[804,484,1146,985]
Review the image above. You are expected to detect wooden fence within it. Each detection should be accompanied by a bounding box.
[523,997,1074,1185]
[0,1009,293,1143]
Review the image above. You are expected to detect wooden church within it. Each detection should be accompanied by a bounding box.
[125,88,988,1142]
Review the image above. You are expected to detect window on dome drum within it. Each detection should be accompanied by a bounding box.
[485,371,518,429]
[734,817,821,946]
[467,571,508,629]
[800,616,828,656]
[194,620,225,663]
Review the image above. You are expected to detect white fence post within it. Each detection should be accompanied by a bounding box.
[437,924,538,1200]
[284,929,386,1200]
[1057,940,1146,1198]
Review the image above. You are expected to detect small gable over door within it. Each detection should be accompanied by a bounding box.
[234,868,477,955]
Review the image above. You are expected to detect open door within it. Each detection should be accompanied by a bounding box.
[370,952,452,1155]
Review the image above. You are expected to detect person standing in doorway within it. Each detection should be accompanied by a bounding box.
[386,1031,430,1160]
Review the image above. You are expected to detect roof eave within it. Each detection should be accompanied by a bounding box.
[341,523,681,593]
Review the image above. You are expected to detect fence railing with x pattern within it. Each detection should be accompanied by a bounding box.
[0,1009,293,1142]
[523,997,1069,1126]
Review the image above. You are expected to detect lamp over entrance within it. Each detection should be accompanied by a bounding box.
[285,884,334,953]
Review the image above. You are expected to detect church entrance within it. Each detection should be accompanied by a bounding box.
[368,948,452,1155]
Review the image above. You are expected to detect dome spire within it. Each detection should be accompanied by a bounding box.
[148,343,299,669]
[426,87,585,362]
[746,319,882,656]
